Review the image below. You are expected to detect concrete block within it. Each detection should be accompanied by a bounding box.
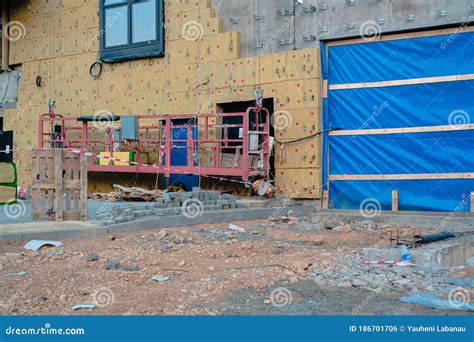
[204,205,222,211]
[124,208,134,218]
[134,210,155,218]
[154,209,166,217]
[114,216,128,224]
[97,220,115,226]
[168,192,179,199]
[181,192,193,199]
[112,207,123,217]
[162,192,171,203]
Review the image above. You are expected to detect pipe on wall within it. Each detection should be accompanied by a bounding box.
[2,0,9,71]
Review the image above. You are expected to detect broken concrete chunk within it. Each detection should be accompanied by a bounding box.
[105,259,139,272]
[332,225,353,233]
[153,241,169,253]
[156,230,168,240]
[7,271,28,277]
[228,223,245,233]
[152,275,170,283]
[105,259,121,270]
[351,278,369,288]
[24,240,64,252]
[72,304,96,310]
[313,235,324,246]
[121,264,140,272]
[86,252,100,262]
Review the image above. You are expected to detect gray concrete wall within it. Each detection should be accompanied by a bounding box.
[0,66,21,114]
[212,0,474,57]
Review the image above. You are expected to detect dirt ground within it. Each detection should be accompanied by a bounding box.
[0,215,471,316]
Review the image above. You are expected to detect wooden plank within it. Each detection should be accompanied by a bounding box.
[65,190,71,211]
[54,148,63,221]
[392,190,399,212]
[330,73,474,91]
[326,26,474,47]
[63,180,81,189]
[330,124,474,136]
[322,190,329,210]
[79,154,88,221]
[322,79,328,99]
[64,211,81,221]
[330,173,474,181]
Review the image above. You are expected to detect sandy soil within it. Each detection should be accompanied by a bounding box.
[0,216,470,316]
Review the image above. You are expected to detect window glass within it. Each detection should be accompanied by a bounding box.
[104,0,126,5]
[132,0,157,43]
[104,6,128,47]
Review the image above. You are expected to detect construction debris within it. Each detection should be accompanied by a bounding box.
[91,190,239,226]
[86,252,100,262]
[24,240,64,252]
[72,304,96,310]
[228,224,245,233]
[152,275,170,283]
[252,180,275,198]
[92,185,164,202]
[400,291,474,312]
[105,259,139,272]
[7,271,28,277]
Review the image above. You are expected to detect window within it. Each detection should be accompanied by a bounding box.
[100,0,164,62]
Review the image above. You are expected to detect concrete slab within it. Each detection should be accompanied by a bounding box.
[363,235,474,267]
[0,203,317,241]
[319,210,474,233]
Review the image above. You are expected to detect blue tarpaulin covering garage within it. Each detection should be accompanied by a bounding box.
[321,28,474,212]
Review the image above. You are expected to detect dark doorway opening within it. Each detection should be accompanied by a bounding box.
[217,98,275,180]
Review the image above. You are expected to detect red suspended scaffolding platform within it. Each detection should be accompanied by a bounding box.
[38,106,271,182]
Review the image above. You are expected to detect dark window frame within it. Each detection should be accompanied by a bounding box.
[99,0,165,62]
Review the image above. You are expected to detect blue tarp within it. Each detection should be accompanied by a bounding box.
[325,31,474,212]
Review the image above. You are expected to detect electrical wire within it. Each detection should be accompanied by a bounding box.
[274,128,341,145]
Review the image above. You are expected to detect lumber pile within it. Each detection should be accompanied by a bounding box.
[92,185,163,202]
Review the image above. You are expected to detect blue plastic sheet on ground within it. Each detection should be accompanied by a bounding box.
[400,291,474,312]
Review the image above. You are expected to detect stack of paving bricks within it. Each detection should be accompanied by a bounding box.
[92,188,239,226]
[0,163,17,204]
[6,0,322,198]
